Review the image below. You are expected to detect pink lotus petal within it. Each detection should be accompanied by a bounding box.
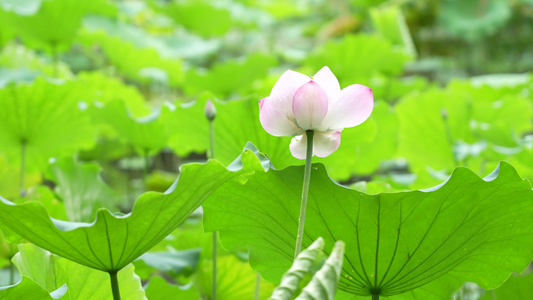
[289,134,307,159]
[313,131,341,157]
[319,84,374,131]
[269,70,311,119]
[259,97,305,137]
[312,66,341,101]
[292,81,328,130]
[289,130,342,159]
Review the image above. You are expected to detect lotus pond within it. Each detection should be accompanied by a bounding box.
[1,0,533,299]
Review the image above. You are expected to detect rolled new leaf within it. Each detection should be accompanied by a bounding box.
[269,237,325,300]
[296,240,345,300]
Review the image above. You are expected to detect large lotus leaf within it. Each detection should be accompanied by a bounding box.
[91,100,166,156]
[46,158,118,222]
[80,30,183,86]
[68,72,150,117]
[0,150,262,272]
[184,53,277,97]
[0,276,66,299]
[151,0,232,37]
[305,34,410,87]
[194,254,275,300]
[203,153,533,298]
[13,243,145,300]
[0,77,96,171]
[0,0,96,51]
[439,0,511,41]
[144,276,200,300]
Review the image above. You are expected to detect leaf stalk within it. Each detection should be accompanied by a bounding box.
[109,271,121,300]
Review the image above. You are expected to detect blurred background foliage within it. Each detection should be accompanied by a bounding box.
[0,0,532,299]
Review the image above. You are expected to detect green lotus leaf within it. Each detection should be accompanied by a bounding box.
[68,72,151,117]
[80,30,183,86]
[144,276,200,300]
[370,5,416,58]
[0,0,110,51]
[396,85,532,188]
[151,0,232,37]
[0,276,66,299]
[162,96,297,168]
[305,34,410,87]
[0,77,96,171]
[184,53,277,97]
[138,248,201,276]
[478,272,533,300]
[46,158,118,222]
[91,100,166,156]
[21,186,67,221]
[194,254,275,300]
[13,243,145,300]
[439,0,512,41]
[0,153,40,200]
[204,153,533,298]
[0,150,263,272]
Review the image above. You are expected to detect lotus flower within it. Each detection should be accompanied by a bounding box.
[259,66,374,159]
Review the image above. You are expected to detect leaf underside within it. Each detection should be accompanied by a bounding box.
[204,152,533,298]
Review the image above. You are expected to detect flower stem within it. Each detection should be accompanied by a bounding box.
[294,130,314,258]
[208,118,217,300]
[19,139,26,197]
[372,293,379,300]
[212,231,217,300]
[209,120,215,159]
[254,272,261,300]
[109,271,121,300]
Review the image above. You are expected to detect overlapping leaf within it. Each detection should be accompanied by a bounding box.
[0,277,66,299]
[46,158,118,222]
[0,150,262,272]
[13,244,145,300]
[91,100,167,156]
[396,84,532,188]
